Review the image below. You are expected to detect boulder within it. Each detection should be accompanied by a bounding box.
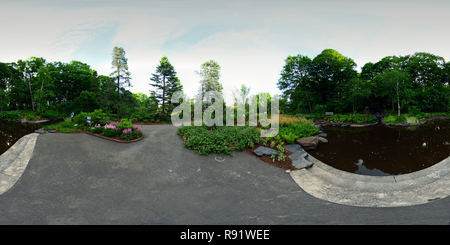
[318,137,328,144]
[254,146,280,157]
[35,128,45,134]
[284,144,302,153]
[318,133,327,138]
[289,150,313,170]
[48,130,57,133]
[297,136,319,150]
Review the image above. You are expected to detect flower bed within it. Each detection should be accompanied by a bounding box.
[86,119,144,142]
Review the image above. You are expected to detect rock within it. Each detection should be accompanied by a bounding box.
[284,144,302,153]
[35,128,45,134]
[48,130,57,133]
[318,133,327,138]
[297,136,319,151]
[289,150,313,170]
[254,146,280,157]
[318,137,328,144]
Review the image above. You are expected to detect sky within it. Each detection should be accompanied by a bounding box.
[1,0,449,104]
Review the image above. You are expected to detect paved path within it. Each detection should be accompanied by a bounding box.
[1,125,450,224]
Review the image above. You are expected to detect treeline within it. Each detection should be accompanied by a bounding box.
[278,49,450,115]
[0,48,182,121]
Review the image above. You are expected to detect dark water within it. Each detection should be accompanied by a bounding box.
[313,120,450,176]
[0,120,55,155]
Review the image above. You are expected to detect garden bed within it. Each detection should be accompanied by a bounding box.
[243,141,295,170]
[85,131,144,143]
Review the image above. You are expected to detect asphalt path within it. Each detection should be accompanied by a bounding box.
[0,124,450,224]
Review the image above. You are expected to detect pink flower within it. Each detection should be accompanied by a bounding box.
[123,128,132,134]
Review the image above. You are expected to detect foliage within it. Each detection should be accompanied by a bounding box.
[321,113,377,124]
[383,114,407,123]
[41,109,59,119]
[177,124,261,156]
[149,56,184,117]
[71,91,101,115]
[0,111,22,121]
[279,121,319,140]
[195,60,223,102]
[110,46,132,120]
[43,121,78,133]
[73,109,107,127]
[121,128,134,141]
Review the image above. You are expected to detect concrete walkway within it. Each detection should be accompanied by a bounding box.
[1,124,450,224]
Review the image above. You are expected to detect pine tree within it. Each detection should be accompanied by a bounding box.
[195,60,223,104]
[149,56,183,118]
[110,46,132,120]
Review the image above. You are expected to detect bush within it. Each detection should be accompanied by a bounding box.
[73,109,107,127]
[177,124,261,156]
[383,114,407,123]
[42,110,59,119]
[0,111,22,121]
[279,121,319,140]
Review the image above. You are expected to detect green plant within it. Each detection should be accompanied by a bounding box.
[270,140,276,148]
[276,144,285,153]
[177,124,261,156]
[0,111,22,121]
[117,118,133,130]
[278,121,319,141]
[42,110,59,119]
[281,132,297,144]
[278,152,286,161]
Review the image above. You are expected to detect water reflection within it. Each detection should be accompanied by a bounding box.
[313,121,450,176]
[0,120,55,155]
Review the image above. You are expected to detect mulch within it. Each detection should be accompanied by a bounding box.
[243,142,296,170]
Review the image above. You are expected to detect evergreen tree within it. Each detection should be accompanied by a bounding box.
[110,46,132,120]
[149,56,183,118]
[195,60,222,104]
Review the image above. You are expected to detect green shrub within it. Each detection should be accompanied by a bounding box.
[117,118,133,131]
[177,124,261,156]
[0,111,22,121]
[279,121,319,140]
[383,114,407,123]
[281,132,297,144]
[42,110,59,119]
[73,109,107,127]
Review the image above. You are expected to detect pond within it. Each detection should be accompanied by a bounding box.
[312,120,450,176]
[0,120,56,155]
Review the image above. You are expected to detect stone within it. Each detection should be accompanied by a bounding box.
[318,133,327,138]
[289,150,313,170]
[35,128,45,134]
[318,137,328,144]
[48,130,57,133]
[284,144,302,153]
[254,146,280,157]
[297,137,319,151]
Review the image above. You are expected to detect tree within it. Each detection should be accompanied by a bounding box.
[277,54,314,113]
[16,57,46,111]
[149,56,183,118]
[231,84,251,106]
[310,49,357,111]
[110,46,132,120]
[195,60,222,104]
[345,77,371,114]
[374,68,411,116]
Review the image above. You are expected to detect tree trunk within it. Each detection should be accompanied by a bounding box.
[396,80,401,117]
[28,75,35,111]
[306,93,312,113]
[162,75,166,115]
[117,65,120,121]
